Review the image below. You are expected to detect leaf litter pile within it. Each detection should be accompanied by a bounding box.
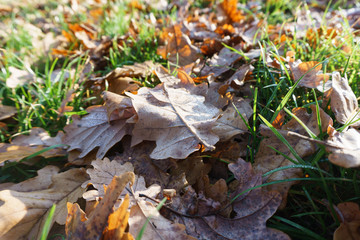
[1,0,360,239]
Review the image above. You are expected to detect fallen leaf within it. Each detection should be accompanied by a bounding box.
[330,72,360,127]
[66,173,135,240]
[82,158,161,204]
[0,145,66,165]
[165,158,290,240]
[63,105,134,159]
[114,140,187,191]
[6,66,36,88]
[254,105,333,208]
[128,199,196,240]
[126,83,219,159]
[0,167,88,239]
[103,194,134,240]
[220,0,245,23]
[11,127,63,146]
[0,104,17,120]
[326,127,360,168]
[289,60,330,91]
[212,97,253,141]
[334,202,360,240]
[157,25,202,67]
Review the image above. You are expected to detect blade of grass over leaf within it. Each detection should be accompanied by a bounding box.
[259,114,305,164]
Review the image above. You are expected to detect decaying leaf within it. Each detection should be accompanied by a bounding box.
[0,128,66,164]
[334,202,360,240]
[289,60,330,91]
[212,97,253,141]
[165,158,290,240]
[11,127,63,146]
[254,105,333,208]
[0,104,17,121]
[96,61,158,94]
[157,25,202,67]
[127,83,219,159]
[128,199,196,240]
[114,140,187,191]
[66,173,135,240]
[64,105,134,159]
[0,167,88,240]
[6,66,36,89]
[82,158,161,203]
[326,127,360,168]
[102,195,134,240]
[330,72,360,127]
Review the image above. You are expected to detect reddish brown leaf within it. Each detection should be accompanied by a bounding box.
[289,60,330,91]
[157,25,202,67]
[66,173,135,240]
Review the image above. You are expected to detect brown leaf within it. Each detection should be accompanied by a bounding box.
[326,127,360,168]
[330,72,360,127]
[126,83,219,159]
[200,44,243,78]
[128,199,196,240]
[289,60,330,91]
[11,127,63,146]
[166,158,290,240]
[212,97,252,141]
[157,25,202,67]
[82,158,161,205]
[66,173,135,240]
[6,66,36,88]
[0,167,88,239]
[334,202,360,240]
[254,105,333,208]
[98,61,158,94]
[0,104,17,121]
[0,144,66,165]
[114,140,187,191]
[220,0,245,23]
[64,105,134,158]
[103,194,134,240]
[226,63,254,88]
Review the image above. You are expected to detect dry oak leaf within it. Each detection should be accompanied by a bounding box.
[0,167,88,240]
[219,0,245,23]
[326,127,360,168]
[6,66,36,89]
[102,194,134,240]
[82,158,161,204]
[0,128,65,165]
[11,127,63,146]
[166,158,289,240]
[96,61,158,94]
[64,104,134,159]
[126,83,219,159]
[289,60,331,91]
[66,173,135,240]
[330,72,360,127]
[128,199,196,240]
[212,97,253,141]
[0,144,66,165]
[334,202,360,240]
[254,105,333,208]
[0,104,17,121]
[157,24,202,67]
[114,140,187,192]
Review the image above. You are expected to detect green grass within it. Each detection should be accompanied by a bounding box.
[0,0,359,239]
